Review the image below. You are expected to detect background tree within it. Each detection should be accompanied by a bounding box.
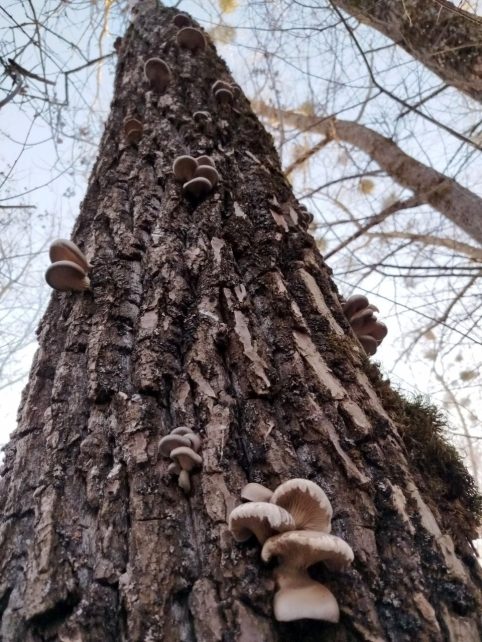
[0,2,481,641]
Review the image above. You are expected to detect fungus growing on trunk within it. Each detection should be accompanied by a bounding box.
[176,27,206,53]
[228,478,354,622]
[211,80,237,105]
[46,240,90,292]
[173,13,190,28]
[341,294,388,356]
[159,426,202,494]
[172,154,219,199]
[144,58,171,93]
[123,117,143,144]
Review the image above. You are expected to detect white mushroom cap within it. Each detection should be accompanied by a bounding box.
[270,479,333,533]
[173,13,191,28]
[262,530,354,572]
[176,27,206,52]
[159,434,191,457]
[241,482,273,503]
[49,239,90,272]
[173,155,197,182]
[144,58,171,92]
[45,260,90,292]
[342,294,369,319]
[171,426,192,436]
[195,155,215,167]
[228,502,295,544]
[123,117,143,144]
[185,432,202,452]
[170,446,202,472]
[183,177,212,198]
[271,574,340,623]
[194,165,219,186]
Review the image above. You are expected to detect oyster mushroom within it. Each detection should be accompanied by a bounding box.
[270,478,333,533]
[49,239,90,272]
[45,260,90,292]
[144,58,171,93]
[176,27,206,52]
[173,155,197,182]
[123,117,143,145]
[183,176,212,199]
[261,530,354,622]
[229,502,295,544]
[241,482,273,503]
[170,445,202,493]
[342,294,388,356]
[194,165,219,186]
[173,13,191,28]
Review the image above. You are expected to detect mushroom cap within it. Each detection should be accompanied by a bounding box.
[173,155,197,182]
[45,260,90,292]
[185,432,202,452]
[123,117,143,144]
[262,530,354,572]
[272,577,340,623]
[229,502,295,544]
[359,335,378,356]
[214,88,234,104]
[171,426,192,436]
[144,58,171,92]
[170,446,202,471]
[342,294,369,319]
[270,479,333,533]
[194,165,219,186]
[183,177,212,198]
[167,461,181,475]
[176,27,206,52]
[159,434,191,457]
[173,13,191,28]
[370,321,388,342]
[195,155,215,167]
[241,482,273,503]
[193,110,211,121]
[49,239,90,272]
[211,80,232,93]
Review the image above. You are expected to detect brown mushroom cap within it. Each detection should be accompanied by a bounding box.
[194,165,219,186]
[45,260,90,292]
[342,294,369,319]
[195,155,215,167]
[144,58,171,92]
[229,503,295,544]
[49,239,90,272]
[171,426,192,436]
[173,155,197,182]
[123,117,143,144]
[173,13,191,28]
[170,446,202,471]
[241,482,273,503]
[159,434,191,457]
[270,479,333,533]
[176,27,206,52]
[262,530,354,572]
[183,177,212,198]
[359,335,378,355]
[193,110,211,121]
[214,88,234,104]
[211,80,232,93]
[370,321,388,342]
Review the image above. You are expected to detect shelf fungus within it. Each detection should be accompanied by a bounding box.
[176,27,206,53]
[228,478,354,623]
[144,58,171,93]
[173,154,220,199]
[159,426,202,494]
[341,294,388,356]
[172,13,191,28]
[211,79,238,105]
[45,239,90,292]
[123,117,143,145]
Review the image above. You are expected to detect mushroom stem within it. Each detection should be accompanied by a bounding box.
[178,469,191,494]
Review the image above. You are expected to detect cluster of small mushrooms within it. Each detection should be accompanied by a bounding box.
[159,426,202,494]
[173,154,219,198]
[341,294,388,356]
[45,239,90,292]
[229,479,354,622]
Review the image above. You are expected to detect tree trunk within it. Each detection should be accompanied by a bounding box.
[332,0,482,103]
[0,3,481,641]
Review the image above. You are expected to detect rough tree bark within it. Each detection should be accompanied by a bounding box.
[0,3,481,641]
[332,0,482,103]
[254,102,482,247]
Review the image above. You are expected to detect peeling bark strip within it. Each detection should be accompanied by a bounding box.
[333,0,482,103]
[0,3,481,641]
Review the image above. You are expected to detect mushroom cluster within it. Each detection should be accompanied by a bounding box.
[341,294,388,356]
[211,80,238,105]
[173,154,220,199]
[123,117,143,145]
[144,58,171,93]
[229,479,353,622]
[176,26,206,53]
[159,426,202,494]
[45,239,90,292]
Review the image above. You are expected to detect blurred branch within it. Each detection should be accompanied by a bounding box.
[365,231,482,262]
